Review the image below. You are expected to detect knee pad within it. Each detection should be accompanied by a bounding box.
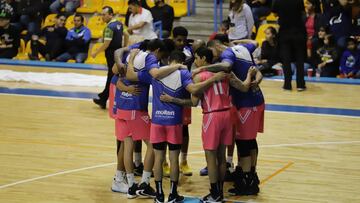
[249,139,258,151]
[236,140,251,157]
[153,142,167,151]
[168,143,182,151]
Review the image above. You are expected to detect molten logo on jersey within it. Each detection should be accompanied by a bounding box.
[121,92,133,97]
[155,110,175,116]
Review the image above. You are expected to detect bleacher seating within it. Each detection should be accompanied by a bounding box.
[87,15,107,39]
[43,14,57,28]
[102,0,126,14]
[169,0,188,17]
[76,0,103,13]
[85,43,107,65]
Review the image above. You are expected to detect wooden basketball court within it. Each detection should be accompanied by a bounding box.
[0,63,359,203]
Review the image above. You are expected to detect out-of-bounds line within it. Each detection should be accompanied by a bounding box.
[1,140,359,190]
[1,87,360,118]
[0,162,116,190]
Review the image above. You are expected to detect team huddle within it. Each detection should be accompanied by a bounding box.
[107,26,265,203]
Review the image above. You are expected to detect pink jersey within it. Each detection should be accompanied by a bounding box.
[199,71,231,113]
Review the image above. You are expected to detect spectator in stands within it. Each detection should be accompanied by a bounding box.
[310,25,329,70]
[127,0,157,40]
[92,6,123,109]
[17,0,44,41]
[247,0,272,28]
[0,2,19,59]
[304,0,324,61]
[228,0,254,40]
[150,0,174,38]
[29,14,67,61]
[326,0,353,48]
[56,14,90,63]
[50,0,80,16]
[272,0,307,91]
[209,20,229,41]
[315,34,339,77]
[339,37,360,78]
[125,0,150,27]
[351,1,360,44]
[256,26,280,76]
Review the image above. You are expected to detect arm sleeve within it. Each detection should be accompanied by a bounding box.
[141,10,154,24]
[221,49,235,66]
[181,70,194,88]
[83,28,91,43]
[103,27,114,41]
[243,43,257,54]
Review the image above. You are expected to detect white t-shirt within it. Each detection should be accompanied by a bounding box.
[129,8,158,40]
[228,3,254,40]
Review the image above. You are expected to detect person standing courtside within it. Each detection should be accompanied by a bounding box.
[92,6,123,109]
[272,0,307,91]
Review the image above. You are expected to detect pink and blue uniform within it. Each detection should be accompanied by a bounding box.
[115,51,158,141]
[198,71,234,150]
[221,44,265,140]
[149,68,193,145]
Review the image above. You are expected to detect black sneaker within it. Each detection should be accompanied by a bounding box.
[228,167,247,196]
[201,190,222,203]
[224,163,234,182]
[134,163,144,176]
[154,193,165,203]
[127,184,138,199]
[252,171,260,185]
[93,98,106,109]
[168,193,184,203]
[245,172,259,195]
[136,182,156,198]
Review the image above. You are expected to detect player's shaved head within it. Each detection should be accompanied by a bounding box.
[192,39,206,53]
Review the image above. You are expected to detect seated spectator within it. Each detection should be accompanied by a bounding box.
[339,37,360,78]
[56,14,91,63]
[17,0,44,41]
[310,25,329,67]
[326,0,353,48]
[304,0,324,60]
[0,2,20,59]
[29,14,67,61]
[150,0,174,39]
[315,34,339,77]
[50,0,80,16]
[256,26,279,76]
[209,20,229,41]
[228,0,254,40]
[127,0,157,40]
[247,0,272,28]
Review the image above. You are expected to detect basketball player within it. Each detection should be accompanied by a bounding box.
[193,39,264,195]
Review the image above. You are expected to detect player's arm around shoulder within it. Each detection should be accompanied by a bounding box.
[125,49,141,82]
[186,71,227,95]
[229,67,257,92]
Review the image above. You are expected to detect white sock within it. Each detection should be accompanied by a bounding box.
[227,156,233,164]
[141,171,152,184]
[181,153,187,163]
[134,152,142,167]
[126,173,135,187]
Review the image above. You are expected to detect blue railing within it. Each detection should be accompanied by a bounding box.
[213,0,224,32]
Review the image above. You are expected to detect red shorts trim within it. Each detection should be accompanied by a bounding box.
[150,123,183,145]
[235,103,265,140]
[115,111,151,141]
[202,110,234,150]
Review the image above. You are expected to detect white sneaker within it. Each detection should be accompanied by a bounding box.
[111,177,129,193]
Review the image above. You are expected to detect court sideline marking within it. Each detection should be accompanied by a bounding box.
[1,140,359,190]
